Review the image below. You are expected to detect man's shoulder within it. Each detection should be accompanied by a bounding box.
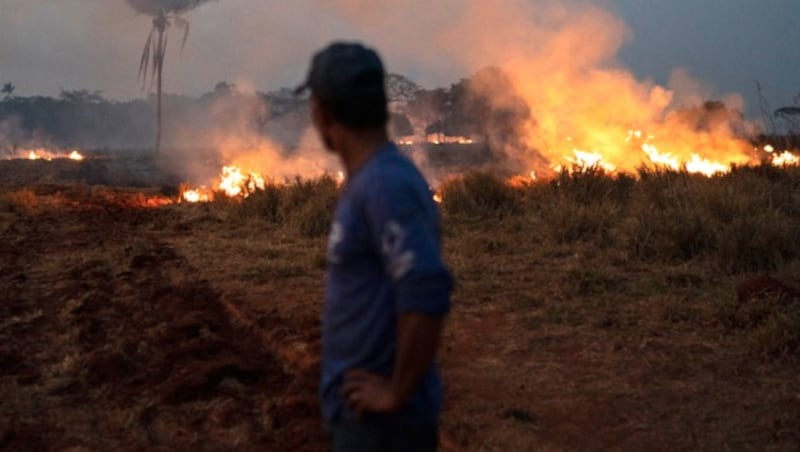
[362,144,426,190]
[351,144,434,218]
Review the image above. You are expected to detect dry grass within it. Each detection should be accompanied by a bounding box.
[1,162,800,451]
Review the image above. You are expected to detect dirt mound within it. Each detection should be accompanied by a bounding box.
[0,197,327,450]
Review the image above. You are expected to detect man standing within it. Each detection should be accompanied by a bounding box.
[296,42,453,451]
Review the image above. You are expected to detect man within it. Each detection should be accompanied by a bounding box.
[295,42,453,451]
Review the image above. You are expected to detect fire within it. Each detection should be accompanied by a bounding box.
[684,155,728,176]
[760,145,798,166]
[180,165,266,203]
[218,165,265,198]
[181,188,213,203]
[641,142,728,175]
[557,149,616,173]
[141,196,175,207]
[14,148,85,161]
[772,151,799,166]
[425,135,475,145]
[508,170,537,187]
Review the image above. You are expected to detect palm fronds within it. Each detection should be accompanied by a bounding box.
[126,0,216,16]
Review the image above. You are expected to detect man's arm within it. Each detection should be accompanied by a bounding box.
[341,312,444,417]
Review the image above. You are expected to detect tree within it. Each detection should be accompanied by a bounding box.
[386,73,421,107]
[128,0,215,154]
[389,112,414,138]
[59,89,105,104]
[1,83,15,100]
[775,106,800,137]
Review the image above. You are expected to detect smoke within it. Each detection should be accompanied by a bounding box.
[0,0,769,184]
[125,0,217,15]
[158,88,340,186]
[329,0,760,176]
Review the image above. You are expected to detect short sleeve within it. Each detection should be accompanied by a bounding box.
[362,171,453,317]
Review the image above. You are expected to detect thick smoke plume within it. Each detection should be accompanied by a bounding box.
[304,0,759,178]
[126,0,216,15]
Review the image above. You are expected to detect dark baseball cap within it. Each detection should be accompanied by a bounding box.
[294,42,386,101]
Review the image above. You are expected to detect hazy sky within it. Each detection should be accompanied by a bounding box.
[1,0,798,117]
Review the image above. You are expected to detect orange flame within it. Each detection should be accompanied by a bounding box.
[15,148,84,161]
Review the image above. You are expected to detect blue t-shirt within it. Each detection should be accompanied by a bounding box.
[322,142,453,425]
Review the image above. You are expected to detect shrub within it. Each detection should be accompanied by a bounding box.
[441,171,520,219]
[239,183,282,222]
[231,175,339,237]
[551,166,634,206]
[715,210,800,273]
[622,202,717,262]
[544,198,621,245]
[280,175,339,237]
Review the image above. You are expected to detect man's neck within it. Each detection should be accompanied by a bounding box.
[339,129,389,176]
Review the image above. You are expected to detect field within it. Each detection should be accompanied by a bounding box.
[1,156,799,451]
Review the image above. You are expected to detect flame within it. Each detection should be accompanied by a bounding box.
[508,170,537,187]
[772,151,799,166]
[218,165,265,198]
[179,165,268,203]
[425,134,475,145]
[684,155,729,176]
[181,188,213,203]
[433,192,443,204]
[142,196,175,207]
[68,150,84,161]
[12,148,85,161]
[560,149,616,173]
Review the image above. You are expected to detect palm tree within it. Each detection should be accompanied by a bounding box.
[129,1,214,154]
[1,82,15,100]
[137,11,189,155]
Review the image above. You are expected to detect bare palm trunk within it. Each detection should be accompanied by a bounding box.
[155,27,164,156]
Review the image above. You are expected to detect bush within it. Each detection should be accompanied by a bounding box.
[551,166,634,206]
[281,176,339,237]
[544,198,621,245]
[234,175,339,237]
[239,183,283,222]
[716,210,800,273]
[441,171,520,219]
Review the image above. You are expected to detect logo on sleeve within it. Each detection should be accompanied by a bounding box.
[327,222,343,264]
[381,221,415,281]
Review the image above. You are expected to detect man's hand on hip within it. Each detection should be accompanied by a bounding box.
[342,369,398,418]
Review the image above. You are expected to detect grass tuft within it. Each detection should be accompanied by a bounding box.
[440,172,520,219]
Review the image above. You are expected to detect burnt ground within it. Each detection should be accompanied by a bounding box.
[0,182,324,450]
[1,159,799,451]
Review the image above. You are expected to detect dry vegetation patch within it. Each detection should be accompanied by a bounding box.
[1,161,799,450]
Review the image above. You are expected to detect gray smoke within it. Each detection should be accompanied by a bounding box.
[125,0,216,15]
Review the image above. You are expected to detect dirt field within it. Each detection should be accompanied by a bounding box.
[1,158,799,451]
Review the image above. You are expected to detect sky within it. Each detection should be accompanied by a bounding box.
[0,0,798,118]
